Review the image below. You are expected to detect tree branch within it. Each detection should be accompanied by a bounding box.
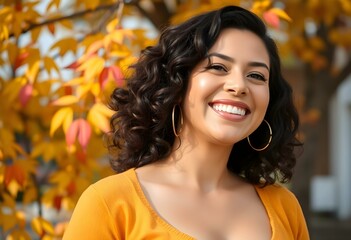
[9,2,121,38]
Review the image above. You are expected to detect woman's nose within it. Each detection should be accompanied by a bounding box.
[223,74,249,96]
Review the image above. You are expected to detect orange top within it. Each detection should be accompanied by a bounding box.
[63,168,309,240]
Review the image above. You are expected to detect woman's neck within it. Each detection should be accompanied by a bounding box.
[161,135,238,193]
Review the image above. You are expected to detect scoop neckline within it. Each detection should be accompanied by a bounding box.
[126,168,275,240]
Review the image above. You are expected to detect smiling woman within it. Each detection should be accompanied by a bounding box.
[63,5,309,240]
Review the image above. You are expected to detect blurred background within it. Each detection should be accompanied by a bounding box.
[0,0,350,239]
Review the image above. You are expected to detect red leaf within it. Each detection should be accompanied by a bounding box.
[66,120,80,146]
[14,51,30,70]
[65,119,92,149]
[19,83,33,106]
[53,195,63,211]
[99,67,109,89]
[4,164,26,187]
[77,119,92,150]
[66,181,76,196]
[64,86,73,95]
[76,149,87,164]
[109,66,124,86]
[263,11,280,28]
[64,61,80,70]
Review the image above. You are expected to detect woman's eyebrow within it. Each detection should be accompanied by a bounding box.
[248,62,270,71]
[207,52,234,62]
[207,52,270,71]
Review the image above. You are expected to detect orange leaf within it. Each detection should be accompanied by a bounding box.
[48,23,55,35]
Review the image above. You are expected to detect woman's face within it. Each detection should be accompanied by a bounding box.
[181,28,270,146]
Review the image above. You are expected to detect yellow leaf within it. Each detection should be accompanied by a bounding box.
[31,27,42,42]
[7,180,22,197]
[50,171,71,188]
[12,12,25,38]
[109,31,124,44]
[3,193,16,208]
[309,36,325,51]
[2,212,17,232]
[50,107,73,136]
[87,103,112,133]
[50,37,77,56]
[91,82,100,97]
[63,77,85,86]
[31,217,55,236]
[84,0,100,10]
[84,40,103,58]
[77,56,105,80]
[106,18,119,33]
[23,186,38,203]
[93,103,114,117]
[52,95,79,106]
[5,111,24,132]
[60,19,73,29]
[43,56,59,75]
[25,60,40,84]
[76,83,93,99]
[46,0,61,11]
[79,33,104,50]
[6,42,18,67]
[269,8,292,22]
[2,77,26,103]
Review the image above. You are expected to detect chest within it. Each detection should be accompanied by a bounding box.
[141,184,271,240]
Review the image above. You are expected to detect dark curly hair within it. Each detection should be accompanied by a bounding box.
[108,5,302,185]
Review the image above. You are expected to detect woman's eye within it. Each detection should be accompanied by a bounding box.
[206,64,228,72]
[247,73,266,81]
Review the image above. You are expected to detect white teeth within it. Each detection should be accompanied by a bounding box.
[213,104,246,116]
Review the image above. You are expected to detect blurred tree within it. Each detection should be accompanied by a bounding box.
[0,0,350,238]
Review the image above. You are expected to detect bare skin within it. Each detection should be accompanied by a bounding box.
[135,151,271,240]
[136,29,272,240]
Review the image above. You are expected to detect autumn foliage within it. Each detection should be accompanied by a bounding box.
[1,0,351,239]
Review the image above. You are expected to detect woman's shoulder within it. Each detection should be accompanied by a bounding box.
[87,168,138,202]
[256,183,299,203]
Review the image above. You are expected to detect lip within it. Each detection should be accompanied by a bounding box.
[209,99,251,121]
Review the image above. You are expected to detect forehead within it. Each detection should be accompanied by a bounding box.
[209,28,270,65]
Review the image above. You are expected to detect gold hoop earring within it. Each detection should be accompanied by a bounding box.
[172,104,183,137]
[247,119,272,151]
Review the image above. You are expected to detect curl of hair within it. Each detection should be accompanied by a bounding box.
[107,6,302,185]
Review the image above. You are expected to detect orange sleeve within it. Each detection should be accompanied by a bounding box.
[294,196,310,240]
[63,185,120,240]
